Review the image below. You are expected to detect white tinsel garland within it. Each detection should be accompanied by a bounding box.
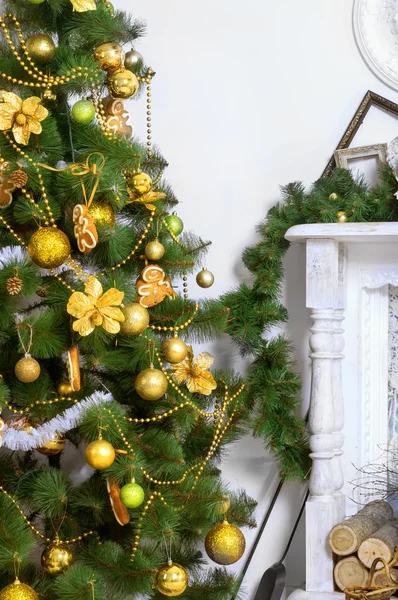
[2,391,113,451]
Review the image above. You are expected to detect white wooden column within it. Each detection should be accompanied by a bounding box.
[306,239,342,592]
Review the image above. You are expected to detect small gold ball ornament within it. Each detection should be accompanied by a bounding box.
[135,367,168,401]
[124,49,144,73]
[196,268,214,289]
[36,433,66,456]
[15,355,40,383]
[337,211,347,223]
[155,562,188,597]
[42,88,56,101]
[161,336,188,364]
[130,171,152,195]
[0,579,38,600]
[108,69,139,99]
[145,239,165,261]
[57,381,73,397]
[120,303,150,335]
[85,439,116,470]
[26,34,56,64]
[94,41,124,72]
[41,542,74,575]
[88,200,115,226]
[205,520,246,565]
[28,227,71,269]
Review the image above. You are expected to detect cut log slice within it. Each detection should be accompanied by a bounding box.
[334,556,369,592]
[358,520,398,569]
[329,501,394,556]
[372,568,398,587]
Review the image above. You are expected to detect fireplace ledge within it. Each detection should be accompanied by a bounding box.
[286,222,398,243]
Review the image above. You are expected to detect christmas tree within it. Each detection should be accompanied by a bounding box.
[0,1,309,598]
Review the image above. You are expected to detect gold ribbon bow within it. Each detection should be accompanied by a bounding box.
[39,153,105,208]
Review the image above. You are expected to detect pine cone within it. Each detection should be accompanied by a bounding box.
[6,275,23,295]
[11,169,28,188]
[36,287,47,298]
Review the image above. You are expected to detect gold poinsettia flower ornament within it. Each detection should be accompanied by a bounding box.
[0,92,48,145]
[70,0,96,11]
[126,187,166,211]
[170,346,217,395]
[67,275,125,336]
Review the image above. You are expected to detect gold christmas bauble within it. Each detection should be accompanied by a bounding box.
[124,49,144,73]
[0,579,38,600]
[26,34,56,64]
[108,69,139,99]
[155,562,188,597]
[145,239,165,261]
[135,367,168,401]
[129,171,152,195]
[88,200,115,226]
[120,303,150,336]
[196,268,214,289]
[337,211,347,223]
[36,433,66,456]
[14,356,40,383]
[28,227,71,269]
[41,543,74,575]
[85,439,116,470]
[205,520,246,565]
[161,336,188,364]
[94,42,124,72]
[57,381,73,397]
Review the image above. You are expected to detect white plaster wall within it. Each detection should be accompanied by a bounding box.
[112,0,398,597]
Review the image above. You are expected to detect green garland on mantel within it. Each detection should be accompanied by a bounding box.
[223,165,398,481]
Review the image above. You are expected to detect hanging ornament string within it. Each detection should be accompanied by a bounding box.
[13,552,20,580]
[0,484,98,544]
[162,531,173,564]
[16,322,33,357]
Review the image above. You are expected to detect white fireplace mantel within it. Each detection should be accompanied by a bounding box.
[284,222,398,600]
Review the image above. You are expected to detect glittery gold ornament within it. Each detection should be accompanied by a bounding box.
[196,268,214,288]
[0,92,48,145]
[42,88,57,101]
[41,543,74,574]
[27,227,71,269]
[155,562,188,597]
[11,170,28,188]
[145,239,165,261]
[205,520,246,565]
[70,0,96,11]
[85,439,116,470]
[129,171,152,195]
[6,270,23,295]
[57,382,73,396]
[162,336,188,364]
[14,355,40,383]
[94,42,124,72]
[25,34,56,64]
[36,433,66,456]
[88,199,115,226]
[120,302,149,336]
[337,211,347,223]
[108,69,139,99]
[135,367,168,401]
[124,49,144,73]
[0,579,38,600]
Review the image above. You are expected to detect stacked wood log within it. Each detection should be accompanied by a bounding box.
[329,500,398,592]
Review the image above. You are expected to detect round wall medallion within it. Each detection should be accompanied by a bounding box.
[353,0,398,91]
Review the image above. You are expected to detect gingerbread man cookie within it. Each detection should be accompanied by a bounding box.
[136,264,173,308]
[73,204,98,254]
[104,98,133,138]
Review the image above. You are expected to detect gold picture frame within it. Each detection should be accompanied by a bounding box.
[334,143,387,170]
[323,91,398,177]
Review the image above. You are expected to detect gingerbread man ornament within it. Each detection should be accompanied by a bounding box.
[136,264,173,308]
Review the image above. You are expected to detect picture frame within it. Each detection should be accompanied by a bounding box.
[334,143,387,170]
[323,91,398,177]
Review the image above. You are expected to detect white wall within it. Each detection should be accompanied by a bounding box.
[113,0,398,597]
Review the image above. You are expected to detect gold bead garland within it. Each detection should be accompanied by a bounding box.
[5,394,77,415]
[148,303,199,333]
[0,485,97,544]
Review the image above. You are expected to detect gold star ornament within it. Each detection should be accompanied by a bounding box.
[67,276,125,336]
[0,92,48,145]
[170,346,217,395]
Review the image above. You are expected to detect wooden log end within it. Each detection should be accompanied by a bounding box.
[358,539,392,570]
[334,556,369,592]
[330,524,359,556]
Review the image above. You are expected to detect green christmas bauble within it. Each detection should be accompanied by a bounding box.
[27,0,45,4]
[71,100,96,124]
[120,482,145,508]
[165,213,184,236]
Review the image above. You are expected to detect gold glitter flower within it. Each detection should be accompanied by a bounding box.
[170,346,217,395]
[0,92,48,145]
[70,0,96,11]
[126,188,166,211]
[67,276,125,336]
